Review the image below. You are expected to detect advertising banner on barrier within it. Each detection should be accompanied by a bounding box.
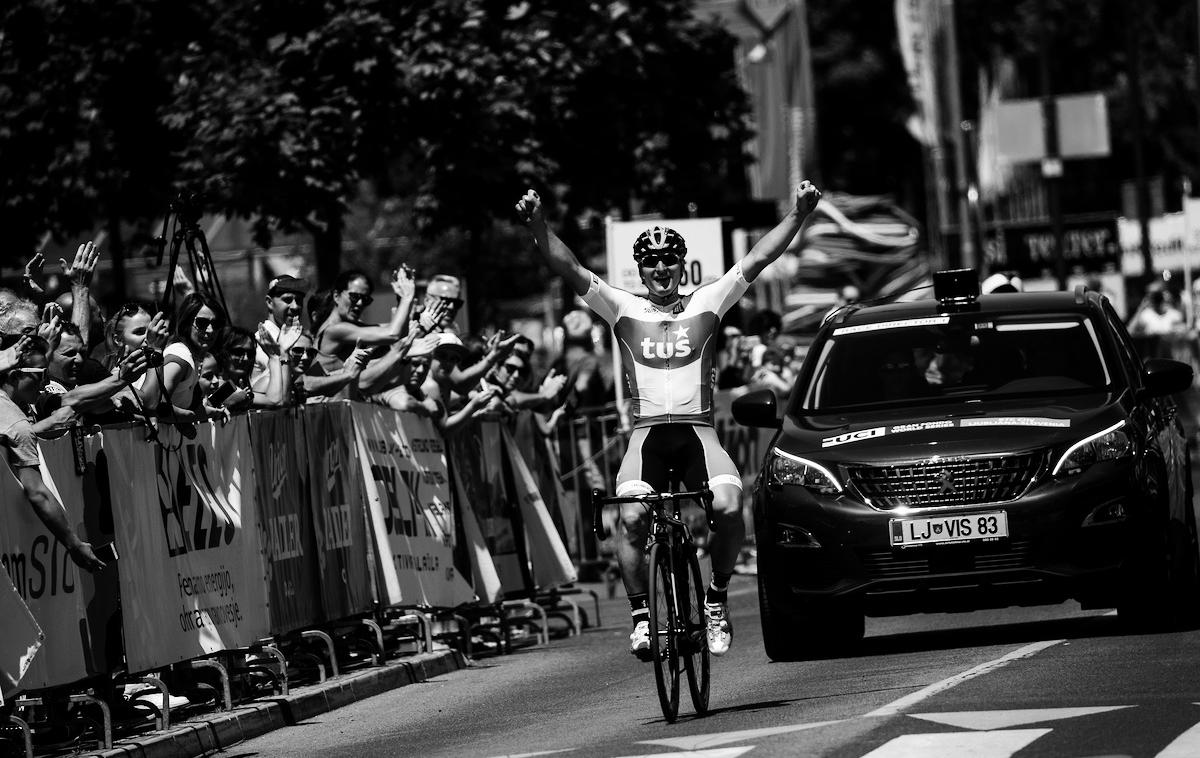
[250,410,322,634]
[0,573,42,700]
[0,436,114,690]
[105,418,270,672]
[352,404,475,608]
[303,403,374,620]
[500,428,577,589]
[449,423,525,592]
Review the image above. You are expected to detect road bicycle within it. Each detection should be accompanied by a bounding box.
[592,481,715,722]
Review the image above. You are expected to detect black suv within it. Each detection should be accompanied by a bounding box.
[734,270,1199,661]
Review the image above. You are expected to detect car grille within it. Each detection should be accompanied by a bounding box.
[846,452,1047,510]
[859,540,1035,580]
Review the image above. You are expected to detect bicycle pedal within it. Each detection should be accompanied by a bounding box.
[632,648,655,663]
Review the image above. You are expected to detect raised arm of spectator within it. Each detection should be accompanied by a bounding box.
[449,332,521,393]
[506,368,568,412]
[22,251,45,296]
[517,189,592,297]
[323,267,417,349]
[739,181,822,283]
[62,241,101,341]
[438,387,496,435]
[15,466,104,572]
[60,348,151,412]
[306,347,370,398]
[358,334,417,395]
[132,313,170,411]
[240,322,291,408]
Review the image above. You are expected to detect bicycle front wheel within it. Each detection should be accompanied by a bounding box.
[648,540,681,722]
[681,546,710,714]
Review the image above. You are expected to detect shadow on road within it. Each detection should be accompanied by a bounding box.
[849,612,1189,660]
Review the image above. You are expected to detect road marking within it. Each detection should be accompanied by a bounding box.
[486,751,575,758]
[909,706,1133,730]
[865,639,1064,718]
[1156,708,1200,758]
[639,720,843,749]
[613,748,754,758]
[860,728,1051,757]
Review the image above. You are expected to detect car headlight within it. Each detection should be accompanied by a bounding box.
[767,448,843,494]
[1052,421,1132,476]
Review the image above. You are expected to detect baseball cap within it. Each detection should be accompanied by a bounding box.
[268,275,310,296]
[981,273,1022,295]
[431,332,471,364]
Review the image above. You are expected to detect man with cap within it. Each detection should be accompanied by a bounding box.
[252,274,308,387]
[380,334,442,418]
[423,332,501,435]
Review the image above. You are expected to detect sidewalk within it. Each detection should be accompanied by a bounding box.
[80,649,466,758]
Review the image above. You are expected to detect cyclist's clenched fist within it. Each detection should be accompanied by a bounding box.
[515,189,543,226]
[795,180,822,216]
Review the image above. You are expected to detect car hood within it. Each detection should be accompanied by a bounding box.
[780,392,1127,464]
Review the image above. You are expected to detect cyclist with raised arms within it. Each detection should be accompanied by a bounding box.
[516,181,823,657]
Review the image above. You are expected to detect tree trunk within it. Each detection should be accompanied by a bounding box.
[108,213,127,302]
[310,218,344,290]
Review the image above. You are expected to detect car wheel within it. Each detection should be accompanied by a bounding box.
[757,574,864,661]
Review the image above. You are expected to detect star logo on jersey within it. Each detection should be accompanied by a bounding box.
[615,313,716,370]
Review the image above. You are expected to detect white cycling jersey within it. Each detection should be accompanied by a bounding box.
[583,263,750,428]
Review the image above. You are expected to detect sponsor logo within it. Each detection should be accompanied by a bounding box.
[959,417,1070,428]
[832,317,949,336]
[640,325,693,360]
[822,427,886,447]
[891,420,956,434]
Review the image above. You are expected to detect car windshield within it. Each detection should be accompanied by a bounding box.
[801,313,1113,411]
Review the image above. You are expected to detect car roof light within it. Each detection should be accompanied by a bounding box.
[933,268,980,313]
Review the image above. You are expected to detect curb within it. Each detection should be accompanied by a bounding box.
[81,650,467,758]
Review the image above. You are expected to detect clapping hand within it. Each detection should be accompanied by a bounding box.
[277,316,303,353]
[0,335,31,374]
[38,303,63,347]
[62,240,101,287]
[23,251,45,294]
[391,264,417,300]
[417,298,452,333]
[346,346,372,377]
[539,367,567,399]
[256,324,281,357]
[485,330,521,359]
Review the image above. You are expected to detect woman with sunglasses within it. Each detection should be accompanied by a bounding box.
[162,293,231,424]
[280,331,369,404]
[516,180,823,660]
[312,267,418,400]
[101,303,170,414]
[214,325,290,410]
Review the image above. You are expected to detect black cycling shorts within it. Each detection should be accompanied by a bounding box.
[615,423,741,497]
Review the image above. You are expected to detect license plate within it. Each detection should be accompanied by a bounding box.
[890,511,1008,548]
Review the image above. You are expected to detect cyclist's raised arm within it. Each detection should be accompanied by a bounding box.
[740,180,822,283]
[516,189,592,297]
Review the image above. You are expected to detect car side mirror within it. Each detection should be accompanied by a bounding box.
[731,388,781,428]
[1141,358,1194,398]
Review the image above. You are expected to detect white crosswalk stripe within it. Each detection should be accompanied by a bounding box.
[909,706,1133,730]
[859,729,1051,758]
[639,721,842,750]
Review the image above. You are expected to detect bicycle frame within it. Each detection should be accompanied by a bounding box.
[591,486,715,722]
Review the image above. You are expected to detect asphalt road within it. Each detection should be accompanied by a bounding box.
[222,572,1200,758]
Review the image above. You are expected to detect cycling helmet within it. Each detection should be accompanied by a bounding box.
[632,226,687,261]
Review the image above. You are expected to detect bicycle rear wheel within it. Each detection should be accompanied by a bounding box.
[648,541,680,722]
[681,547,710,714]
